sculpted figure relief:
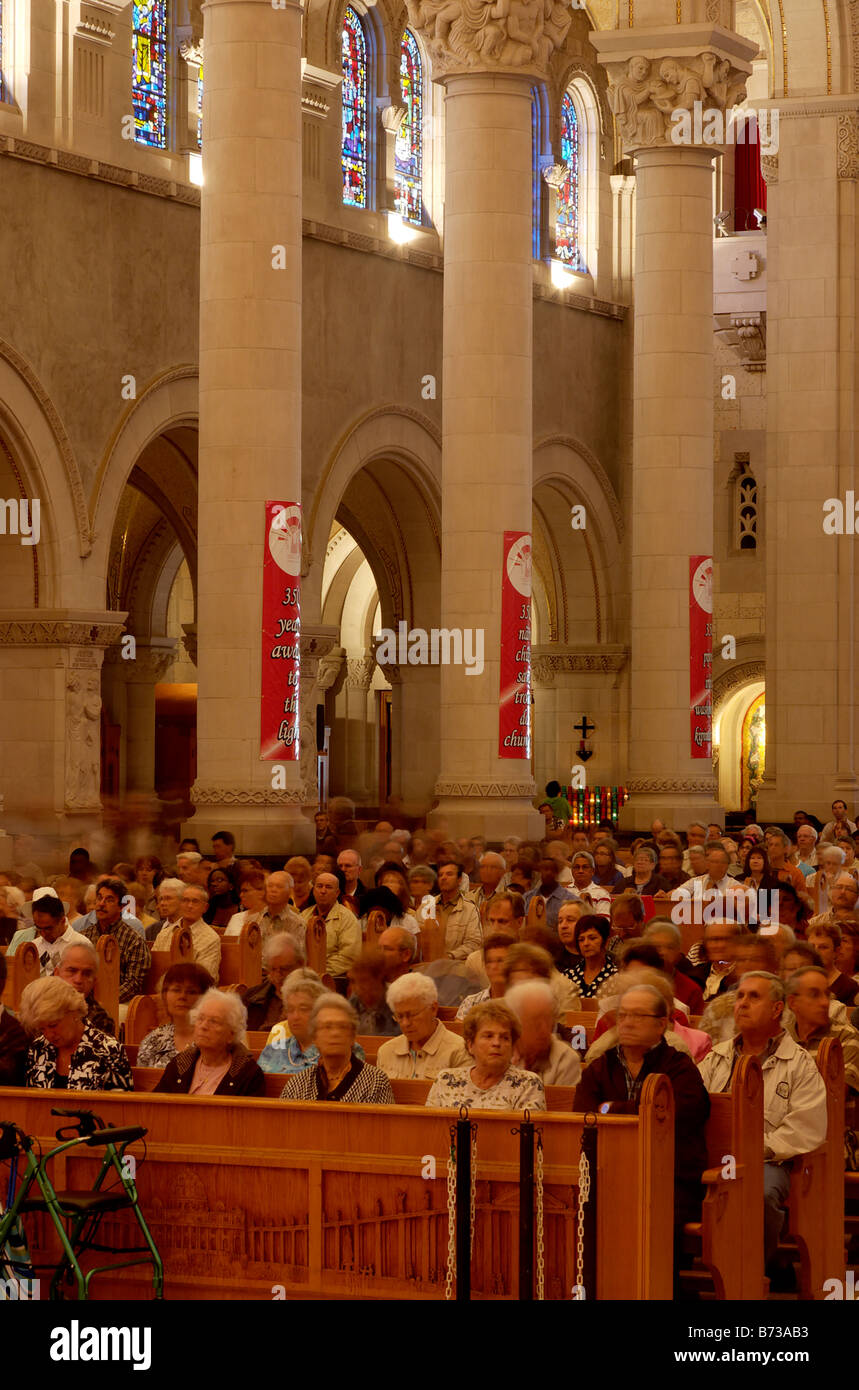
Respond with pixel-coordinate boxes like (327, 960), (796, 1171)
(607, 50), (748, 149)
(407, 0), (571, 74)
(65, 672), (102, 809)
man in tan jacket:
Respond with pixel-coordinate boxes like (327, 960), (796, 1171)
(376, 974), (470, 1080)
(435, 862), (483, 961)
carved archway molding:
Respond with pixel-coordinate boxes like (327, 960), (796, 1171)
(712, 660), (765, 715)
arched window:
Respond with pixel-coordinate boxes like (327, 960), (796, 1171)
(735, 456), (758, 550)
(342, 7), (368, 208)
(395, 30), (422, 225)
(133, 0), (168, 148)
(555, 92), (582, 269)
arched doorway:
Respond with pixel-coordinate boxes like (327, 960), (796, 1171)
(714, 673), (765, 812)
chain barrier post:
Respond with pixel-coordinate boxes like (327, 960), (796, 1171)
(518, 1109), (534, 1301)
(577, 1115), (598, 1300)
(535, 1130), (545, 1300)
(444, 1123), (457, 1301)
(455, 1106), (472, 1302)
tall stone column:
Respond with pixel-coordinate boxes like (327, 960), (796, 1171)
(755, 103), (859, 820)
(591, 24), (756, 829)
(189, 0), (307, 853)
(407, 1), (570, 841)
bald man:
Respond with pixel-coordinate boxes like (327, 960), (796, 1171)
(301, 872), (361, 984)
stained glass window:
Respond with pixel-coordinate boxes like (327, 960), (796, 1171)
(197, 63), (203, 149)
(556, 92), (582, 269)
(133, 0), (168, 148)
(395, 31), (422, 225)
(342, 7), (368, 208)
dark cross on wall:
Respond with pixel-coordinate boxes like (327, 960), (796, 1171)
(574, 716), (595, 740)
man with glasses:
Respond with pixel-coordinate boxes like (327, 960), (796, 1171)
(574, 983), (711, 1293)
(375, 974), (469, 1080)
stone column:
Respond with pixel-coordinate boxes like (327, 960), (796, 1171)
(120, 640), (177, 795)
(298, 629), (341, 811)
(189, 0), (306, 853)
(591, 25), (756, 829)
(406, 0), (571, 841)
(755, 103), (859, 819)
(343, 654), (376, 805)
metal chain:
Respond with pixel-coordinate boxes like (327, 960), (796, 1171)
(444, 1129), (456, 1301)
(535, 1132), (545, 1301)
(574, 1137), (591, 1299)
(469, 1126), (477, 1254)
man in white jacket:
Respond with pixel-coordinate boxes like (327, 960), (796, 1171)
(698, 970), (828, 1265)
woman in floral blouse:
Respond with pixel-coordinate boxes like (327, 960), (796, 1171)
(562, 914), (617, 1000)
(426, 1000), (545, 1112)
(21, 976), (133, 1091)
(136, 962), (214, 1068)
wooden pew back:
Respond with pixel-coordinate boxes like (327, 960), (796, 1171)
(787, 1035), (845, 1299)
(218, 920), (262, 989)
(143, 927), (193, 994)
(5, 1072), (674, 1300)
(0, 941), (39, 1009)
(94, 933), (120, 1033)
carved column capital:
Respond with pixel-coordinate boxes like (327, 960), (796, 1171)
(405, 0), (572, 82)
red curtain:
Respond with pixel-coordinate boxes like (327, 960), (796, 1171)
(734, 122), (766, 232)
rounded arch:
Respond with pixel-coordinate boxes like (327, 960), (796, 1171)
(0, 340), (91, 608)
(713, 669), (765, 811)
(89, 366), (198, 578)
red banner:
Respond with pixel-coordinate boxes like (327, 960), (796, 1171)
(499, 531), (532, 758)
(260, 501), (301, 761)
(689, 555), (713, 759)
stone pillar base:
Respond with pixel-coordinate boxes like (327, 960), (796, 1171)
(182, 795), (315, 858)
(428, 796), (546, 843)
(617, 789), (724, 834)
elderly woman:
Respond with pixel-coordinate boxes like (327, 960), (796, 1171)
(376, 974), (470, 1080)
(407, 863), (438, 914)
(280, 994), (394, 1102)
(21, 976), (133, 1091)
(259, 970), (328, 1073)
(562, 913), (617, 999)
(426, 1000), (546, 1111)
(136, 962), (214, 1067)
(456, 931), (518, 1018)
(628, 843), (669, 895)
(154, 988), (265, 1096)
(807, 844), (847, 915)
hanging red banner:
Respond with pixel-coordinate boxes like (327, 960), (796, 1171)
(499, 530), (532, 758)
(260, 500), (301, 761)
(689, 555), (713, 759)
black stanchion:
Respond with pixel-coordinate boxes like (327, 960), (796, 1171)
(518, 1111), (534, 1301)
(455, 1108), (472, 1302)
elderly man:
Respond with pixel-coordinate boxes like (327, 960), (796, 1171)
(523, 852), (577, 929)
(698, 971), (828, 1275)
(681, 822), (709, 874)
(7, 887), (89, 974)
(377, 925), (416, 983)
(259, 871), (303, 940)
(819, 798), (858, 845)
(678, 841), (742, 899)
(793, 824), (819, 879)
(643, 919), (704, 1014)
(243, 932), (306, 1031)
(658, 842), (690, 890)
(762, 827), (805, 892)
(152, 878), (184, 942)
(79, 877), (150, 1002)
(468, 851), (507, 919)
(176, 851), (203, 885)
(809, 870), (859, 930)
(302, 871), (361, 984)
(337, 848), (367, 916)
(56, 940), (115, 1035)
(507, 980), (582, 1085)
(606, 892), (645, 963)
(568, 852), (610, 917)
(785, 966), (859, 1094)
(686, 919), (743, 1001)
(434, 862), (483, 960)
(376, 975), (470, 1080)
(153, 884), (221, 983)
(408, 863), (437, 912)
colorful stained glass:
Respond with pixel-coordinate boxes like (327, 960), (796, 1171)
(133, 0), (168, 148)
(342, 7), (368, 208)
(197, 63), (203, 149)
(395, 31), (422, 225)
(556, 93), (582, 269)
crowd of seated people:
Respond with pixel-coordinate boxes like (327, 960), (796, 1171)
(2, 801), (858, 1297)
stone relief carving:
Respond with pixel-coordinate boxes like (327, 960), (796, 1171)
(190, 783), (306, 807)
(605, 51), (747, 151)
(65, 672), (102, 810)
(434, 780), (537, 798)
(406, 0), (572, 78)
(837, 112), (859, 180)
(759, 153), (778, 185)
(625, 776), (715, 794)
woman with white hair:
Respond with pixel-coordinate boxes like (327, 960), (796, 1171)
(258, 969), (334, 1074)
(154, 988), (265, 1096)
(21, 976), (132, 1091)
(375, 974), (469, 1080)
(280, 994), (394, 1103)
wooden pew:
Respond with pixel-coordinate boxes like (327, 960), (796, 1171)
(0, 941), (40, 1009)
(126, 994), (161, 1046)
(2, 1072), (675, 1300)
(786, 1036), (845, 1299)
(419, 920), (445, 962)
(218, 919), (262, 989)
(684, 1054), (765, 1299)
(364, 909), (388, 948)
(142, 927), (193, 994)
(93, 934), (120, 1034)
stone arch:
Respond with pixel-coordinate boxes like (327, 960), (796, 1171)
(89, 366), (199, 580)
(0, 340), (92, 609)
(713, 663), (765, 811)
